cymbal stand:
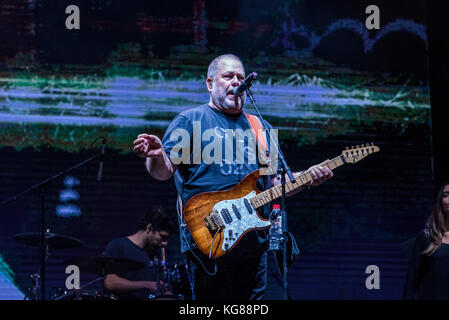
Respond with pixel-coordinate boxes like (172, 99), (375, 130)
(0, 138), (105, 300)
(24, 273), (40, 300)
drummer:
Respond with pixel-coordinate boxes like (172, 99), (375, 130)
(103, 206), (177, 300)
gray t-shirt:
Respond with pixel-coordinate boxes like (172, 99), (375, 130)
(162, 104), (278, 253)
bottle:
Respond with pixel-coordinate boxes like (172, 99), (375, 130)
(268, 204), (282, 251)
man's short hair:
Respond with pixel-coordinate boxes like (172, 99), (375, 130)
(207, 54), (244, 79)
(138, 206), (177, 234)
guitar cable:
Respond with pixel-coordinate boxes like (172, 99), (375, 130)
(181, 229), (218, 276)
(177, 197), (218, 276)
(209, 226), (224, 259)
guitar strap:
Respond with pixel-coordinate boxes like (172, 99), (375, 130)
(245, 114), (299, 265)
(244, 112), (270, 167)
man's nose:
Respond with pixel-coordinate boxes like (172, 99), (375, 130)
(230, 75), (240, 86)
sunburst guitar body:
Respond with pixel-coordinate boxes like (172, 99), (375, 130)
(183, 170), (269, 259)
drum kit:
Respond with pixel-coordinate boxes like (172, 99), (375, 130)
(4, 144), (191, 300)
(13, 231), (191, 300)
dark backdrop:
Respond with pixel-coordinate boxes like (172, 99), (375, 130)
(0, 0), (446, 300)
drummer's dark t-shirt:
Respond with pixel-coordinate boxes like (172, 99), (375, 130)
(103, 237), (160, 300)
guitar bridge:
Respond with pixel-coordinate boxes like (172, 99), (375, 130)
(204, 211), (225, 232)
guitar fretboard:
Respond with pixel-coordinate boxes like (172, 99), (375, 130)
(250, 155), (346, 209)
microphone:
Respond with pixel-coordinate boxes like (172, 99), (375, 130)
(97, 138), (106, 182)
(232, 72), (257, 96)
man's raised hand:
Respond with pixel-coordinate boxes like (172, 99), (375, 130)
(133, 134), (164, 159)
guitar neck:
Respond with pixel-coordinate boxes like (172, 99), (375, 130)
(250, 154), (346, 209)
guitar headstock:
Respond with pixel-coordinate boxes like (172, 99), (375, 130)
(342, 143), (380, 163)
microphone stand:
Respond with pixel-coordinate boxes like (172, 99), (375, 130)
(0, 142), (105, 300)
(246, 87), (295, 300)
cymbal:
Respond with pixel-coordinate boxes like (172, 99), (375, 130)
(14, 232), (83, 249)
(65, 256), (145, 275)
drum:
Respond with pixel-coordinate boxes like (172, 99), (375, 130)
(166, 264), (192, 300)
(52, 289), (115, 300)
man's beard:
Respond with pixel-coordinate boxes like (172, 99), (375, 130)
(216, 94), (227, 109)
(214, 93), (242, 111)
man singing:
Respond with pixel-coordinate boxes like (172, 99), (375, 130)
(133, 54), (333, 300)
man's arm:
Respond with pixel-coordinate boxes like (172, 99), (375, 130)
(104, 274), (160, 293)
(145, 151), (176, 181)
(133, 134), (176, 181)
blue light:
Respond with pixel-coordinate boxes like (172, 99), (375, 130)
(0, 255), (24, 300)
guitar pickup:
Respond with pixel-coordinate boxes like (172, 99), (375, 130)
(221, 208), (233, 224)
(244, 198), (253, 214)
(231, 204), (241, 220)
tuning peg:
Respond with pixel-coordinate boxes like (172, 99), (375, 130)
(346, 146), (349, 150)
(361, 144), (365, 147)
(371, 142), (374, 146)
(356, 145), (360, 149)
(351, 146), (354, 149)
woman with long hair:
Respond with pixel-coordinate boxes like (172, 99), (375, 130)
(403, 182), (449, 299)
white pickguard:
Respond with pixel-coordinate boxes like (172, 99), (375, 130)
(212, 191), (270, 252)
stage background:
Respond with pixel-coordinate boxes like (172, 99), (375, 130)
(0, 0), (436, 299)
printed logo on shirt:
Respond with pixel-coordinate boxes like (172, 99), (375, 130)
(168, 121), (278, 175)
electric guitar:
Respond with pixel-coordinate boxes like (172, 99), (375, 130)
(183, 144), (380, 259)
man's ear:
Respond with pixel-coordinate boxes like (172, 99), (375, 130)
(206, 78), (213, 91)
(146, 223), (153, 233)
